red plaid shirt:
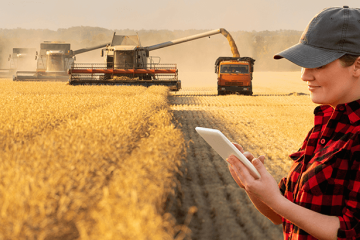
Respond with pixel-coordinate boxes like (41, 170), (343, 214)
(279, 100), (360, 240)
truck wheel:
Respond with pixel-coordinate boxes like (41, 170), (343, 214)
(218, 91), (224, 95)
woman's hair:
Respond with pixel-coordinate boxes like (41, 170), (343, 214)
(339, 54), (360, 67)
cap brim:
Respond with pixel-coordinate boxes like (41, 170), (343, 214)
(274, 43), (345, 68)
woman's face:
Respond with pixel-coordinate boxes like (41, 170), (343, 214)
(301, 59), (357, 107)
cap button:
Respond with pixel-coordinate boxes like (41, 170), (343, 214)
(343, 6), (349, 8)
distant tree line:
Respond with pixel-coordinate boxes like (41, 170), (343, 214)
(0, 27), (302, 71)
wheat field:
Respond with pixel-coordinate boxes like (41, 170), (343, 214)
(0, 71), (316, 240)
(0, 81), (185, 240)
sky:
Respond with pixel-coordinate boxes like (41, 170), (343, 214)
(0, 0), (359, 31)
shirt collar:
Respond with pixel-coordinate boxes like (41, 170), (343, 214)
(313, 104), (333, 115)
(314, 99), (360, 125)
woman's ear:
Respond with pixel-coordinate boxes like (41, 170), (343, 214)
(353, 57), (360, 78)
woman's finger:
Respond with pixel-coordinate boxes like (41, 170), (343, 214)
(228, 165), (245, 188)
(253, 155), (265, 164)
(232, 143), (254, 161)
(243, 152), (254, 161)
(227, 155), (253, 184)
(233, 143), (244, 153)
(252, 158), (267, 177)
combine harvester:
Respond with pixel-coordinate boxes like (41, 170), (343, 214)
(13, 41), (109, 82)
(0, 48), (36, 78)
(68, 28), (243, 91)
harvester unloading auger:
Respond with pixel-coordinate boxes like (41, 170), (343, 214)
(13, 41), (110, 82)
(68, 28), (240, 90)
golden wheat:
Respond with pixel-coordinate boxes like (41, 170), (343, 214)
(0, 80), (185, 240)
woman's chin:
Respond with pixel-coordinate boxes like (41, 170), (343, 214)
(309, 94), (325, 105)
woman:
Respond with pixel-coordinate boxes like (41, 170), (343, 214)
(227, 6), (360, 240)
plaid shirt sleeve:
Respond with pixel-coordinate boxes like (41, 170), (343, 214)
(337, 142), (360, 240)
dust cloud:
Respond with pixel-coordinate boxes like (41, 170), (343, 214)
(139, 29), (301, 87)
(0, 27), (302, 87)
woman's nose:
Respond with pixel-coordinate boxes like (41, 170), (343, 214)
(301, 68), (314, 82)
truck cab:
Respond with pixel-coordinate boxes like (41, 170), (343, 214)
(215, 57), (255, 95)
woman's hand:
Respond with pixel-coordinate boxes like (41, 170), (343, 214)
(227, 145), (341, 238)
(227, 143), (257, 189)
(227, 144), (282, 206)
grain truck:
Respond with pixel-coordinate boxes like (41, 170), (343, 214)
(215, 57), (255, 95)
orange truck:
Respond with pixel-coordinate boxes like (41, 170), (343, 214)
(215, 57), (255, 95)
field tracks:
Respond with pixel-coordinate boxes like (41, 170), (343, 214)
(168, 90), (315, 239)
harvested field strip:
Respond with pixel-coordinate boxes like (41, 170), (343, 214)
(0, 81), (185, 240)
(170, 94), (312, 107)
(168, 92), (316, 239)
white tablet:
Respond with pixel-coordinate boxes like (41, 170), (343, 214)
(195, 127), (261, 179)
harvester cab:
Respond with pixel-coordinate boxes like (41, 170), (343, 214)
(36, 42), (73, 73)
(0, 48), (36, 78)
(13, 41), (109, 82)
(102, 33), (151, 78)
(68, 28), (240, 91)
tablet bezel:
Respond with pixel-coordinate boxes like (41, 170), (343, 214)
(195, 127), (261, 179)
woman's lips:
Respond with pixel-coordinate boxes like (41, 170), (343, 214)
(308, 85), (320, 91)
